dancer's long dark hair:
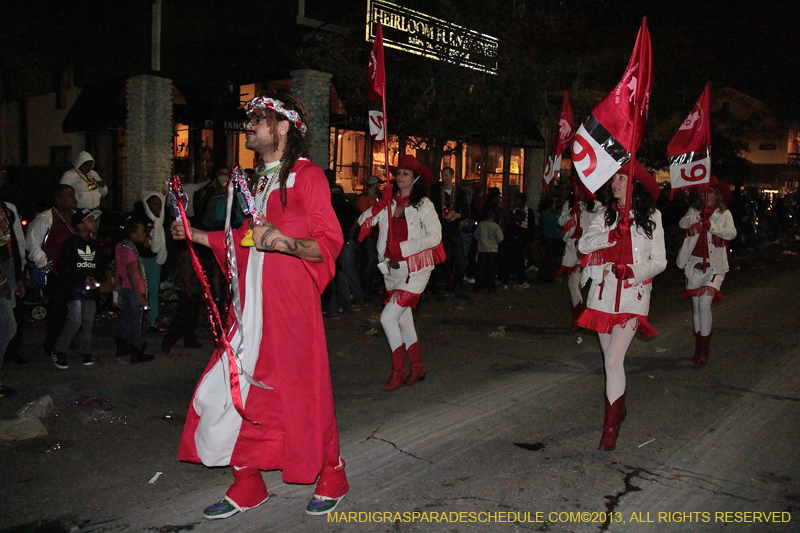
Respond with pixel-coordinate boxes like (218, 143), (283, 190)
(255, 91), (310, 209)
(602, 180), (656, 239)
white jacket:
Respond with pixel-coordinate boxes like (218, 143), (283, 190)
(60, 151), (108, 209)
(358, 196), (442, 272)
(676, 207), (737, 275)
(558, 200), (597, 268)
(141, 191), (168, 265)
(2, 202), (26, 266)
(26, 209), (55, 269)
(578, 208), (667, 315)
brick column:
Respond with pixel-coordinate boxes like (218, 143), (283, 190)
(125, 74), (173, 210)
(289, 69), (332, 169)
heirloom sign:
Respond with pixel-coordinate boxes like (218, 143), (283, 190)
(366, 0), (499, 74)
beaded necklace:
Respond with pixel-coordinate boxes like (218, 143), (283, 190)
(77, 169), (99, 190)
(53, 208), (77, 235)
(255, 161), (284, 217)
(0, 204), (12, 250)
(121, 238), (148, 299)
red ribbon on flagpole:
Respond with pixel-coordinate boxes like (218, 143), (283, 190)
(168, 175), (254, 424)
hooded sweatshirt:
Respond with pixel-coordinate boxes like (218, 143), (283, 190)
(60, 151), (108, 209)
(141, 191), (168, 265)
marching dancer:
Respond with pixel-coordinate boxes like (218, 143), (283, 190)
(357, 155), (443, 392)
(676, 177), (736, 367)
(577, 161), (666, 451)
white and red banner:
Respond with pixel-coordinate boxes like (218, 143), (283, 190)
(668, 82), (712, 191)
(543, 91), (574, 186)
(573, 18), (652, 193)
(368, 23), (387, 143)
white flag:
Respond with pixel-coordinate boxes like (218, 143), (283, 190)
(669, 155), (710, 189)
(572, 123), (626, 193)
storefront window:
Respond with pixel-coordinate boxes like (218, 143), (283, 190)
(174, 124), (190, 159)
(463, 143), (483, 183)
(486, 145), (504, 191)
(509, 147), (525, 191)
(369, 134), (400, 185)
(328, 129), (367, 193)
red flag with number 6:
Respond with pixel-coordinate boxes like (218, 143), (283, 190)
(668, 82), (712, 194)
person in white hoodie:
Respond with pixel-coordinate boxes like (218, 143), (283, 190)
(60, 151), (108, 210)
(137, 191), (168, 331)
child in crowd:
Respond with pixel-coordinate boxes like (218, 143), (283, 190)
(51, 209), (102, 369)
(161, 241), (203, 356)
(114, 218), (154, 364)
(473, 207), (504, 293)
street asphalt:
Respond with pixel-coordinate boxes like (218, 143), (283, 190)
(1, 242), (798, 533)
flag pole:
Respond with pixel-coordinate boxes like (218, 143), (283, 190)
(616, 17), (647, 313)
(623, 17), (647, 221)
(703, 187), (709, 273)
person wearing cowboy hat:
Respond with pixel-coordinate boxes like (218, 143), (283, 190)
(357, 154), (444, 391)
(577, 160), (667, 451)
(676, 176), (737, 367)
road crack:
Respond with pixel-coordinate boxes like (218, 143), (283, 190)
(363, 427), (433, 464)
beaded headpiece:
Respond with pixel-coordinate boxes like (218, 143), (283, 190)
(244, 96), (307, 137)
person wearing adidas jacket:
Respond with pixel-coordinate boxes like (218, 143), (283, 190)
(357, 155), (443, 392)
(51, 209), (101, 369)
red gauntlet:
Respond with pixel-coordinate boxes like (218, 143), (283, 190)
(608, 219), (630, 243)
(614, 264), (634, 280)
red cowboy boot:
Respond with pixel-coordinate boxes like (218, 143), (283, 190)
(598, 393), (627, 451)
(404, 342), (426, 386)
(571, 302), (585, 332)
(381, 346), (408, 392)
(692, 331), (702, 363)
(695, 334), (711, 367)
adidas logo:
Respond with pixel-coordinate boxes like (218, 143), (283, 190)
(78, 246), (96, 262)
(76, 261), (97, 268)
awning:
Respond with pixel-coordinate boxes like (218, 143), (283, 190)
(172, 81), (242, 130)
(62, 79), (242, 133)
(62, 81), (127, 133)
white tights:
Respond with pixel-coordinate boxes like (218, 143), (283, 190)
(567, 270), (583, 307)
(380, 301), (418, 351)
(598, 320), (637, 403)
(691, 295), (714, 336)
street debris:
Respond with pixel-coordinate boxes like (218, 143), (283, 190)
(79, 408), (128, 425)
(488, 326), (507, 339)
(577, 337), (583, 344)
(62, 396), (112, 409)
(514, 442), (545, 451)
(0, 417), (48, 441)
(17, 395), (55, 419)
(655, 347), (668, 353)
(638, 438), (656, 448)
(148, 472), (163, 484)
(46, 442), (62, 453)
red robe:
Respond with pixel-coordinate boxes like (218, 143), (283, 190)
(179, 160), (344, 485)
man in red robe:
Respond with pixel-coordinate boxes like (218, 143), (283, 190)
(171, 93), (348, 520)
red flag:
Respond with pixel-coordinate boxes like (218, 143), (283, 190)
(668, 82), (712, 192)
(368, 23), (387, 141)
(368, 23), (385, 101)
(543, 91), (574, 186)
(572, 18), (652, 193)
